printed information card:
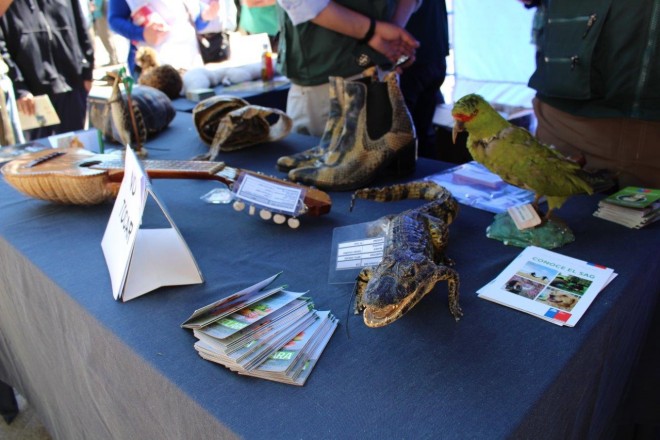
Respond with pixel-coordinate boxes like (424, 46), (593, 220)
(477, 246), (617, 326)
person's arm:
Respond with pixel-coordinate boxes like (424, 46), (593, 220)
(278, 0), (328, 25)
(108, 0), (144, 41)
(277, 0), (418, 63)
(197, 0), (219, 29)
(309, 1), (420, 64)
(108, 0), (168, 46)
(391, 0), (421, 27)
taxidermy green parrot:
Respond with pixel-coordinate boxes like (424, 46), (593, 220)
(451, 93), (594, 219)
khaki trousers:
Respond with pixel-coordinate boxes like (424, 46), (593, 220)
(286, 82), (331, 138)
(534, 98), (660, 188)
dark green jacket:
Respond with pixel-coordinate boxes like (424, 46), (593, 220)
(529, 0), (660, 120)
(277, 0), (395, 86)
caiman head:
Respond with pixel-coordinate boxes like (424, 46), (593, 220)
(360, 253), (439, 328)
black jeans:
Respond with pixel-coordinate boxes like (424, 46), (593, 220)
(399, 59), (447, 160)
(0, 380), (17, 424)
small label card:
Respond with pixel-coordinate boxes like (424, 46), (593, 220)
(101, 146), (203, 301)
(328, 219), (389, 284)
(233, 172), (304, 215)
(336, 237), (385, 270)
(508, 203), (542, 230)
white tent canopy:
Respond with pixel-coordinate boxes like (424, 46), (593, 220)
(445, 0), (537, 109)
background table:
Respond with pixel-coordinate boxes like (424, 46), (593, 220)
(171, 78), (290, 112)
(0, 111), (658, 439)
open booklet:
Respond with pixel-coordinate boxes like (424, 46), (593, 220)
(477, 246), (617, 326)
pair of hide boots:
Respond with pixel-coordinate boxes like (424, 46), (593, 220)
(277, 69), (417, 191)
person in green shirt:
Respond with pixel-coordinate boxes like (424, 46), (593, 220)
(277, 0), (419, 137)
(239, 0), (279, 51)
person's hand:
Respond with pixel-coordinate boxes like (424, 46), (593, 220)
(201, 0), (219, 21)
(368, 21), (419, 65)
(84, 80), (92, 93)
(17, 93), (36, 116)
(143, 21), (169, 46)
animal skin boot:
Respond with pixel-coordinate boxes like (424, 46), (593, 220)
(276, 76), (345, 172)
(288, 70), (417, 191)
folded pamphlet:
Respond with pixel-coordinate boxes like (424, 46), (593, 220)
(477, 246), (617, 326)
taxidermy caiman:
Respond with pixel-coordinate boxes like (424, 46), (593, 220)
(350, 182), (463, 327)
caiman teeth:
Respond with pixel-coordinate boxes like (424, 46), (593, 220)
(362, 293), (419, 327)
(363, 304), (400, 327)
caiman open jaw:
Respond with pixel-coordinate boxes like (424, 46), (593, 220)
(362, 292), (420, 328)
(361, 270), (432, 328)
(452, 120), (465, 144)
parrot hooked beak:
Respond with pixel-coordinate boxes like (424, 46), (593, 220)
(452, 120), (465, 144)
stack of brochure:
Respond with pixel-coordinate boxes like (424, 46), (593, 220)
(181, 273), (338, 386)
(477, 246), (617, 326)
(593, 186), (660, 229)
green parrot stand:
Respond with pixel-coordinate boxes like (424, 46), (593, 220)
(486, 213), (575, 250)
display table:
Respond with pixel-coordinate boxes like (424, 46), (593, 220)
(0, 111), (658, 439)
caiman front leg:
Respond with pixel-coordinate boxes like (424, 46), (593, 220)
(353, 267), (372, 315)
(432, 265), (462, 321)
(425, 216), (454, 267)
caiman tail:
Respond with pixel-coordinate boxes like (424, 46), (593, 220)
(350, 182), (458, 225)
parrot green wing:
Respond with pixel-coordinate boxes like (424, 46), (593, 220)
(454, 94), (597, 215)
(472, 125), (593, 211)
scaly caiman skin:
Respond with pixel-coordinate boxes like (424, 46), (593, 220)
(351, 182), (463, 327)
(288, 70), (416, 191)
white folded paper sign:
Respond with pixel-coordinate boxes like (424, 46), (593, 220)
(18, 95), (60, 130)
(101, 146), (203, 301)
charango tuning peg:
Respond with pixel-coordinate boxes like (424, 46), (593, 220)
(233, 200), (245, 211)
(248, 205), (256, 216)
(259, 209), (272, 220)
(287, 217), (300, 229)
(273, 213), (286, 224)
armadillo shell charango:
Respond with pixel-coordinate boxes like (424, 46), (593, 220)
(192, 95), (292, 160)
(90, 85), (175, 145)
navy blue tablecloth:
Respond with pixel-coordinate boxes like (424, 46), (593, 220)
(0, 111), (658, 439)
